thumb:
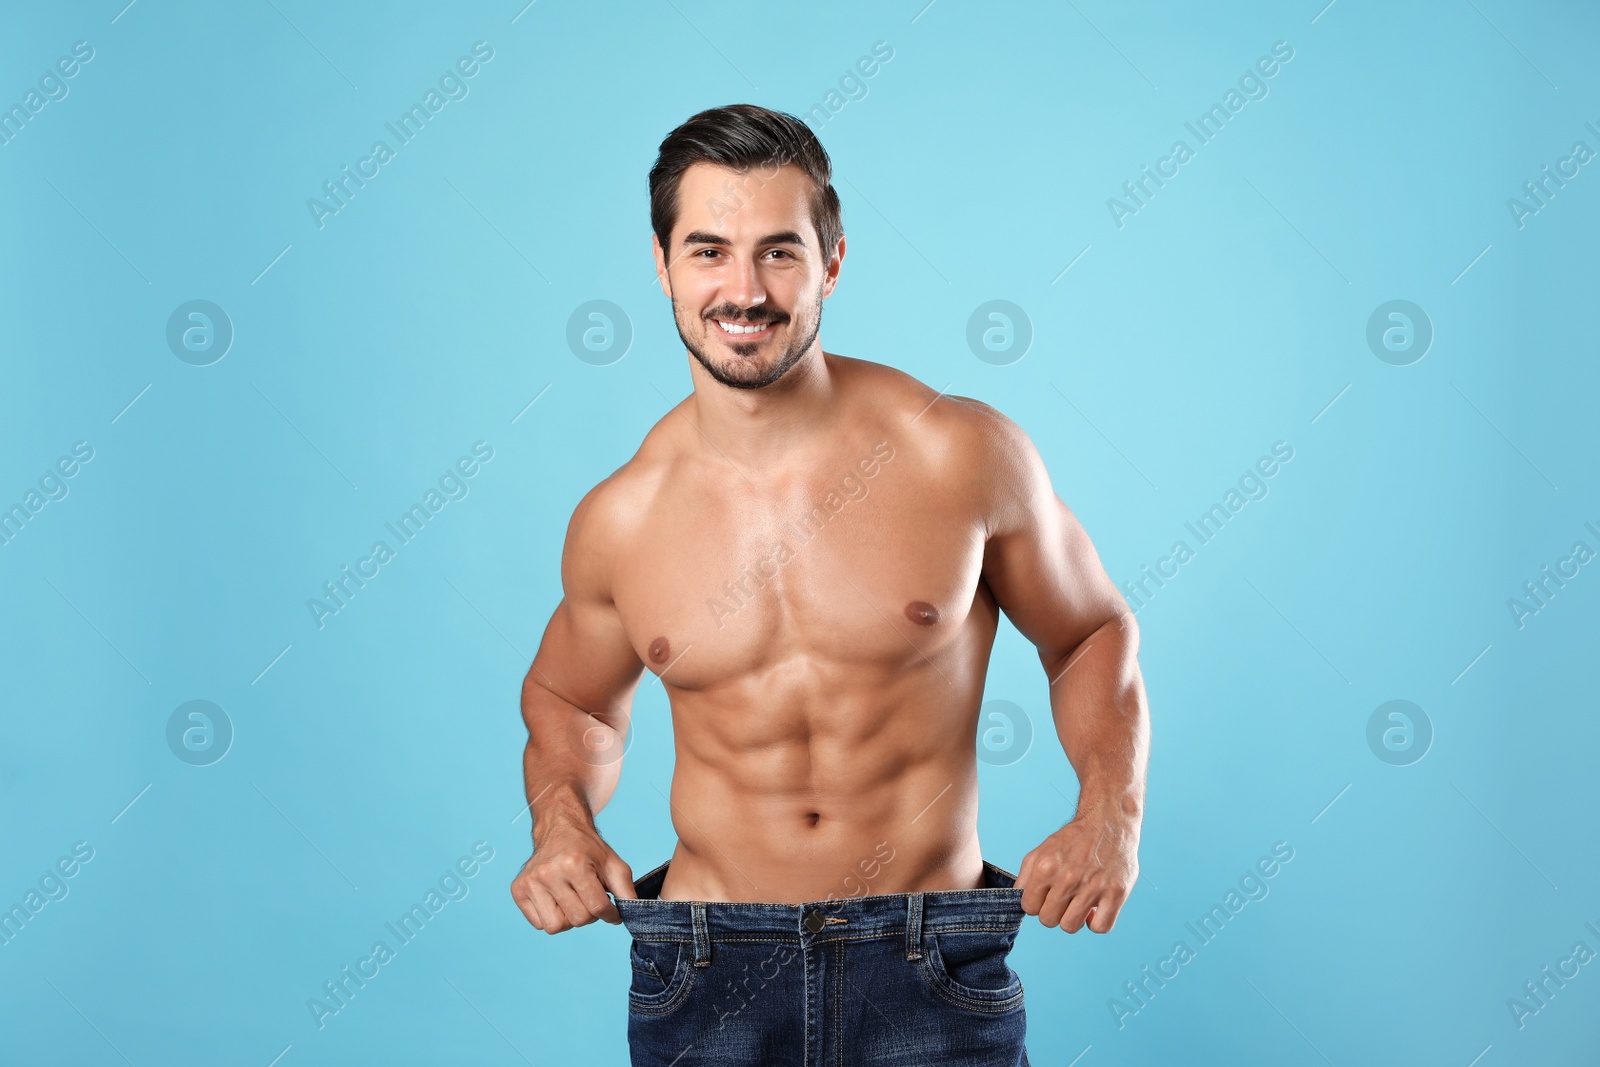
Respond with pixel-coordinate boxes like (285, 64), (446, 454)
(601, 851), (638, 902)
(1014, 850), (1035, 890)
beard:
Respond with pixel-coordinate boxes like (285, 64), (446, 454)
(673, 285), (823, 391)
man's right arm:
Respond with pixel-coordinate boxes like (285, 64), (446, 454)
(510, 478), (647, 935)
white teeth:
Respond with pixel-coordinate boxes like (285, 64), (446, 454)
(718, 321), (768, 335)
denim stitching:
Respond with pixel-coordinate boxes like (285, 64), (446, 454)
(916, 952), (1026, 1014)
(833, 939), (843, 1067)
(623, 924), (1019, 945)
(913, 937), (1025, 1014)
(627, 947), (698, 1017)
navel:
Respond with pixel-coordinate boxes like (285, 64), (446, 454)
(648, 636), (671, 664)
(904, 600), (941, 626)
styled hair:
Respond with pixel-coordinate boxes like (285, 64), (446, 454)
(649, 104), (843, 258)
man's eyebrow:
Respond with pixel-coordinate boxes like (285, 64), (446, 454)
(680, 230), (807, 248)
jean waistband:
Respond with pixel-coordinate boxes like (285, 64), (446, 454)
(614, 858), (1024, 941)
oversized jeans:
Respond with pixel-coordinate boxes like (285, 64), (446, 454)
(616, 858), (1030, 1066)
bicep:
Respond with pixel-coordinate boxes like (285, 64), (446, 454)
(526, 596), (644, 722)
(522, 486), (646, 727)
(978, 426), (1125, 664)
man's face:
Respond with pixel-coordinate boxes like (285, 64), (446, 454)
(653, 162), (843, 390)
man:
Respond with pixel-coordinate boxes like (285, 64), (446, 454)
(510, 104), (1150, 1065)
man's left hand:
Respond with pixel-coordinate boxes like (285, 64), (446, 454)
(1014, 813), (1140, 933)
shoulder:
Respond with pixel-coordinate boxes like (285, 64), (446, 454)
(560, 416), (681, 599)
(835, 353), (1028, 444)
(836, 355), (1047, 533)
(931, 395), (1048, 538)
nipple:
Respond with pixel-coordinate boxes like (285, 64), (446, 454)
(904, 601), (941, 626)
(648, 636), (671, 664)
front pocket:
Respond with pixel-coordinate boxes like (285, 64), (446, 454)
(918, 929), (1024, 1012)
(627, 938), (696, 1016)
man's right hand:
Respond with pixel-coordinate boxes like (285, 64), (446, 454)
(510, 823), (637, 934)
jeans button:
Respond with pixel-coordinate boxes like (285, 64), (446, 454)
(804, 911), (824, 933)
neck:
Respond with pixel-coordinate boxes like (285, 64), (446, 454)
(685, 347), (839, 469)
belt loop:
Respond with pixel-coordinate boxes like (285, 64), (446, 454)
(905, 893), (924, 960)
(691, 902), (711, 967)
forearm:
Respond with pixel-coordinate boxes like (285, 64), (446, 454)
(520, 674), (626, 847)
(1043, 612), (1149, 827)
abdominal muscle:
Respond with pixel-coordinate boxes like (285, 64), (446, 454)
(654, 693), (987, 904)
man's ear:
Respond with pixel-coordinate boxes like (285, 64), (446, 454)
(652, 233), (672, 298)
(821, 233), (846, 299)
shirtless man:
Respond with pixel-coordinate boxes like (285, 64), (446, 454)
(510, 104), (1149, 1064)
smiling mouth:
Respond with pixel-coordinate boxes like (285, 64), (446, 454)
(713, 319), (778, 339)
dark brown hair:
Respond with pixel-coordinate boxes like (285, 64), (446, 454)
(649, 104), (843, 258)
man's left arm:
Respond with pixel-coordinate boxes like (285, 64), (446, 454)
(971, 407), (1150, 934)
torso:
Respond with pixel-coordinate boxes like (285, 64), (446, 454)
(605, 356), (1005, 903)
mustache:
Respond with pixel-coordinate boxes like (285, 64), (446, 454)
(706, 309), (785, 325)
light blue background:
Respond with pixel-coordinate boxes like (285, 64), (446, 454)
(2, 1), (1597, 1063)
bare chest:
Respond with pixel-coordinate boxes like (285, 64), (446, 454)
(611, 440), (988, 689)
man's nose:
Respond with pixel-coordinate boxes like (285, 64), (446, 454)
(721, 255), (766, 311)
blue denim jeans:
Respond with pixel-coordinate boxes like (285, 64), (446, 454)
(616, 858), (1030, 1066)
